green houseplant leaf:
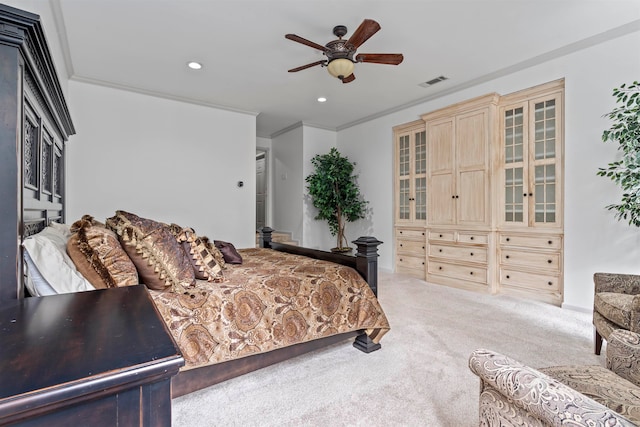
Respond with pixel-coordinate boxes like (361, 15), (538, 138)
(305, 148), (368, 251)
(597, 81), (640, 227)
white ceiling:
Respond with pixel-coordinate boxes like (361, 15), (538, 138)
(53, 0), (640, 138)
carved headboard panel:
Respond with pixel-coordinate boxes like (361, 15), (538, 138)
(0, 5), (75, 301)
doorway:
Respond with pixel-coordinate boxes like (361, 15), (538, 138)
(256, 150), (267, 230)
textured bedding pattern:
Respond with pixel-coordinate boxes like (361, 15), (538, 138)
(150, 248), (390, 370)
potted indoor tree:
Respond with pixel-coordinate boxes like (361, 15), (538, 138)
(597, 81), (640, 227)
(306, 148), (368, 252)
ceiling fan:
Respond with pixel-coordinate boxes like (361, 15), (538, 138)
(285, 19), (404, 84)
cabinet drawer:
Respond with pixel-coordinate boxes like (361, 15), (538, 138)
(501, 249), (560, 272)
(500, 234), (561, 249)
(429, 244), (487, 263)
(396, 228), (426, 239)
(396, 255), (426, 271)
(501, 269), (559, 291)
(457, 232), (488, 245)
(397, 239), (426, 255)
(428, 231), (455, 242)
(428, 260), (487, 283)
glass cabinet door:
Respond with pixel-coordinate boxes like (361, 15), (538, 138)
(500, 92), (562, 228)
(414, 130), (427, 221)
(395, 125), (427, 224)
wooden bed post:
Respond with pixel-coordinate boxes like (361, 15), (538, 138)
(259, 226), (273, 248)
(352, 236), (383, 297)
(353, 236), (383, 353)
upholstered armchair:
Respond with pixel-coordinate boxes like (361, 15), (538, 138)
(593, 272), (640, 355)
(469, 329), (640, 426)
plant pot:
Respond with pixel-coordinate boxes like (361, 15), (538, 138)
(331, 247), (353, 254)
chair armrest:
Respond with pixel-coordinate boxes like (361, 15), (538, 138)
(469, 349), (635, 427)
(607, 329), (640, 387)
(594, 272), (640, 295)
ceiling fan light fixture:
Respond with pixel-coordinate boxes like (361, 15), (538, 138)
(327, 58), (354, 79)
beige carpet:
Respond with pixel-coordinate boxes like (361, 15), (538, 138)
(172, 272), (602, 426)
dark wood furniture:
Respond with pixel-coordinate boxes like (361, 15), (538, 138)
(0, 4), (75, 302)
(0, 285), (184, 426)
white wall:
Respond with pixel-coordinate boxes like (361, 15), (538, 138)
(338, 30), (640, 311)
(66, 80), (257, 248)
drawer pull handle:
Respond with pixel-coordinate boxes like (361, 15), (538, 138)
(505, 255), (510, 259)
(506, 238), (510, 242)
(439, 249), (443, 252)
(422, 232), (425, 236)
(548, 240), (552, 245)
(470, 236), (474, 240)
(400, 243), (403, 247)
(439, 266), (443, 270)
(400, 258), (403, 262)
(439, 234), (443, 238)
(422, 246), (425, 249)
(422, 262), (425, 265)
(547, 259), (552, 264)
(548, 281), (553, 286)
(400, 231), (403, 234)
(470, 271), (474, 275)
(506, 275), (510, 279)
(470, 252), (474, 256)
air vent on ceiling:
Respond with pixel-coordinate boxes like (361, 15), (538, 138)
(419, 76), (448, 88)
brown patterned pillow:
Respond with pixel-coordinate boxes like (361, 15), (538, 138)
(67, 215), (138, 289)
(172, 226), (225, 282)
(106, 211), (195, 291)
(214, 240), (243, 264)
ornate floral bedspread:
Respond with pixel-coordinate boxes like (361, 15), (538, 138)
(149, 248), (390, 370)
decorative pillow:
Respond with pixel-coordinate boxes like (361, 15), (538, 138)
(22, 224), (95, 294)
(67, 215), (138, 289)
(106, 211), (195, 291)
(214, 240), (243, 264)
(172, 226), (225, 282)
(201, 235), (226, 269)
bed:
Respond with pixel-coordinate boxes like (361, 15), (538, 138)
(0, 3), (390, 402)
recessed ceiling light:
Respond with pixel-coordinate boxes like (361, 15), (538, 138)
(188, 61), (202, 70)
(317, 97), (327, 103)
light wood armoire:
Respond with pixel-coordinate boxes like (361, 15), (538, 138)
(394, 80), (564, 305)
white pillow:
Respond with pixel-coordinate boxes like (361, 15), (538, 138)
(23, 251), (58, 296)
(22, 224), (95, 294)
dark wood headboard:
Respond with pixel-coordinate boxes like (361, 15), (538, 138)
(0, 5), (75, 302)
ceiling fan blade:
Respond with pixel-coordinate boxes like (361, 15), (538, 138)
(356, 53), (404, 65)
(341, 73), (356, 84)
(346, 19), (381, 49)
(285, 34), (328, 52)
(288, 60), (326, 73)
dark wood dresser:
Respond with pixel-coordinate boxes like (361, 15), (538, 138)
(0, 285), (184, 426)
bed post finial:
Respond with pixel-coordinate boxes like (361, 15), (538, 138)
(260, 227), (274, 248)
(352, 236), (382, 297)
